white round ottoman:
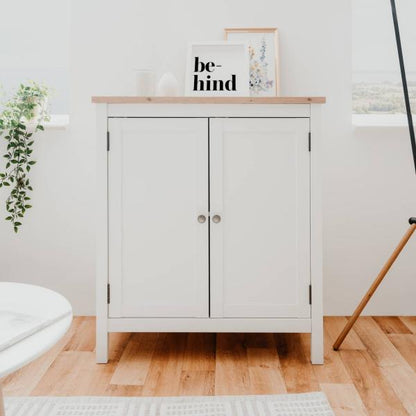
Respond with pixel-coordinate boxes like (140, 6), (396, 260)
(0, 283), (72, 415)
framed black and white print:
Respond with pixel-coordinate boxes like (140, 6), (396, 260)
(185, 42), (249, 97)
(225, 28), (279, 96)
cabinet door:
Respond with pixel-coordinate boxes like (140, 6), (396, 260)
(108, 118), (208, 318)
(210, 118), (310, 318)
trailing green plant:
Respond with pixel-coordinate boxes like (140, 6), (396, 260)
(0, 82), (49, 232)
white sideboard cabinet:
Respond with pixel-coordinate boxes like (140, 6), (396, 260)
(93, 96), (325, 364)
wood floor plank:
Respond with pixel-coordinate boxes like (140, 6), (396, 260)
(389, 334), (416, 372)
(274, 333), (320, 393)
(141, 333), (187, 396)
(108, 332), (132, 361)
(246, 335), (287, 394)
(110, 333), (159, 386)
(31, 351), (116, 396)
(325, 317), (366, 350)
(320, 383), (368, 416)
(215, 334), (251, 395)
(354, 317), (416, 415)
(1, 317), (83, 396)
(175, 333), (216, 396)
(64, 316), (96, 352)
(373, 317), (412, 335)
(137, 334), (167, 397)
(2, 315), (416, 416)
(382, 363), (416, 416)
(354, 317), (402, 367)
(245, 333), (275, 349)
(181, 333), (215, 372)
(309, 326), (352, 384)
(178, 370), (215, 396)
(104, 384), (143, 396)
(400, 316), (416, 334)
(339, 349), (408, 416)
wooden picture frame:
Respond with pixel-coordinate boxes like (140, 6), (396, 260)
(225, 28), (279, 96)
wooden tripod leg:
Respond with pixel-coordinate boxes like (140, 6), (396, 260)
(0, 383), (5, 416)
(333, 222), (416, 351)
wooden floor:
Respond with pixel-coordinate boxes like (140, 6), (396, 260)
(2, 317), (416, 415)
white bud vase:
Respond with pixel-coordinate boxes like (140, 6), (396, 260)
(157, 72), (179, 96)
(135, 70), (155, 96)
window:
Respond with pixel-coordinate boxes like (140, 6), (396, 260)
(0, 0), (70, 114)
(352, 0), (416, 117)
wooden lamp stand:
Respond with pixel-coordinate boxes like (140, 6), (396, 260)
(333, 0), (416, 350)
(333, 218), (416, 350)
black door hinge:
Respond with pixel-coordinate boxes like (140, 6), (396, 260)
(107, 283), (110, 304)
(308, 132), (311, 152)
(107, 131), (110, 151)
(309, 284), (312, 304)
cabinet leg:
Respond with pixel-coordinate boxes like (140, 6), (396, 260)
(0, 383), (5, 416)
(96, 325), (109, 364)
(311, 320), (324, 365)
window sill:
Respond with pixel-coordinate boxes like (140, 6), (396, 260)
(352, 114), (415, 129)
(44, 114), (69, 130)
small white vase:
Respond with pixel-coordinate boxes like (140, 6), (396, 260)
(157, 72), (179, 96)
(135, 70), (155, 96)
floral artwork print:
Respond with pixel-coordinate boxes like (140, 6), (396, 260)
(226, 29), (278, 96)
(249, 37), (274, 95)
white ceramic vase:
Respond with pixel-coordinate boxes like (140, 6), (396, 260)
(136, 70), (155, 96)
(157, 72), (179, 96)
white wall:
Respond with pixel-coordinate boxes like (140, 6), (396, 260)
(1, 0), (416, 315)
(0, 0), (70, 113)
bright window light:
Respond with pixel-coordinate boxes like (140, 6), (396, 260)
(352, 0), (416, 116)
(0, 0), (70, 114)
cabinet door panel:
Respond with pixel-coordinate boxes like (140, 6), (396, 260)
(108, 118), (208, 318)
(210, 118), (310, 318)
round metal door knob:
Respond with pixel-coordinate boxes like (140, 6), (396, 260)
(212, 214), (221, 224)
(197, 215), (206, 223)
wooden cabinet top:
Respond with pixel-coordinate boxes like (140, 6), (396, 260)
(91, 96), (326, 104)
